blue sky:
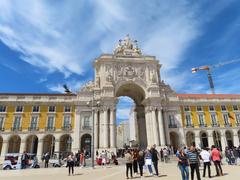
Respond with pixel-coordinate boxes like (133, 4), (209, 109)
(0, 0), (240, 122)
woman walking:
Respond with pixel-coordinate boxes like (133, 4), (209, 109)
(67, 153), (75, 176)
(133, 149), (139, 175)
(177, 148), (189, 180)
(124, 149), (133, 179)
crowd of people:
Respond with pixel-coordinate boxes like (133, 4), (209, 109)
(176, 145), (225, 180)
(123, 145), (172, 179)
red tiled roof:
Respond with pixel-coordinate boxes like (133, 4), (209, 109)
(177, 94), (240, 99)
(0, 93), (76, 96)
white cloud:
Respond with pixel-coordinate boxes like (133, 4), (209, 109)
(0, 0), (236, 94)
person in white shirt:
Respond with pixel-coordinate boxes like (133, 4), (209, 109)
(200, 148), (211, 178)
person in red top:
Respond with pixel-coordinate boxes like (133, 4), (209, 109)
(211, 145), (223, 176)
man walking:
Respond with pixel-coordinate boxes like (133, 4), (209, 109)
(187, 146), (201, 180)
(44, 152), (50, 168)
(151, 145), (160, 176)
(200, 148), (211, 178)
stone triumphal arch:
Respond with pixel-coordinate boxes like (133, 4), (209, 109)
(75, 35), (181, 151)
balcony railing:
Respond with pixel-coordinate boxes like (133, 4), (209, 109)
(61, 125), (72, 131)
(11, 127), (22, 131)
(186, 124), (194, 128)
(168, 124), (177, 128)
(28, 127), (39, 131)
(199, 124), (207, 128)
(224, 123), (232, 127)
(45, 127), (56, 131)
(211, 123), (220, 127)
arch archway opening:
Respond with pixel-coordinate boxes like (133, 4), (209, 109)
(8, 135), (21, 153)
(225, 130), (233, 148)
(213, 131), (222, 151)
(81, 134), (91, 157)
(170, 132), (179, 152)
(43, 134), (55, 156)
(200, 132), (209, 148)
(116, 83), (147, 149)
(186, 131), (195, 147)
(26, 135), (38, 154)
(60, 134), (72, 158)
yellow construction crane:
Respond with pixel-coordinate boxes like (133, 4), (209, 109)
(191, 58), (240, 94)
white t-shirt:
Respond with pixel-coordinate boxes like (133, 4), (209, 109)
(200, 150), (211, 162)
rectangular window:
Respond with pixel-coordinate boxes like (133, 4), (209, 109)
(209, 105), (215, 111)
(211, 114), (218, 125)
(221, 105), (227, 111)
(83, 116), (90, 128)
(0, 106), (6, 112)
(197, 106), (203, 112)
(30, 116), (38, 129)
(32, 106), (40, 112)
(13, 116), (21, 130)
(47, 116), (54, 128)
(223, 114), (229, 125)
(63, 115), (71, 128)
(48, 106), (55, 112)
(0, 116), (4, 129)
(185, 114), (192, 126)
(64, 106), (71, 112)
(233, 105), (239, 111)
(235, 114), (240, 124)
(16, 106), (23, 112)
(184, 106), (190, 111)
(198, 114), (205, 125)
(169, 115), (175, 125)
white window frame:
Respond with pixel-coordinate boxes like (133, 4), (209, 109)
(0, 116), (5, 130)
(209, 105), (215, 112)
(47, 115), (55, 129)
(0, 105), (7, 112)
(48, 106), (56, 112)
(64, 106), (71, 113)
(185, 114), (192, 126)
(233, 105), (239, 111)
(30, 115), (39, 129)
(184, 106), (190, 112)
(223, 114), (229, 125)
(210, 113), (218, 125)
(196, 106), (203, 112)
(13, 116), (22, 130)
(32, 106), (40, 113)
(198, 114), (205, 126)
(168, 114), (176, 126)
(63, 115), (71, 128)
(83, 116), (91, 129)
(221, 105), (227, 112)
(235, 113), (240, 124)
(15, 105), (23, 112)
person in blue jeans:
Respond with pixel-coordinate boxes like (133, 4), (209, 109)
(145, 150), (153, 176)
(177, 148), (189, 180)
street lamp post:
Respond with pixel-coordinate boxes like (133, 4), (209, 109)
(91, 104), (95, 169)
(87, 99), (100, 169)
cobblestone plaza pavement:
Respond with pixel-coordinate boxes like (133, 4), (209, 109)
(1, 162), (240, 180)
